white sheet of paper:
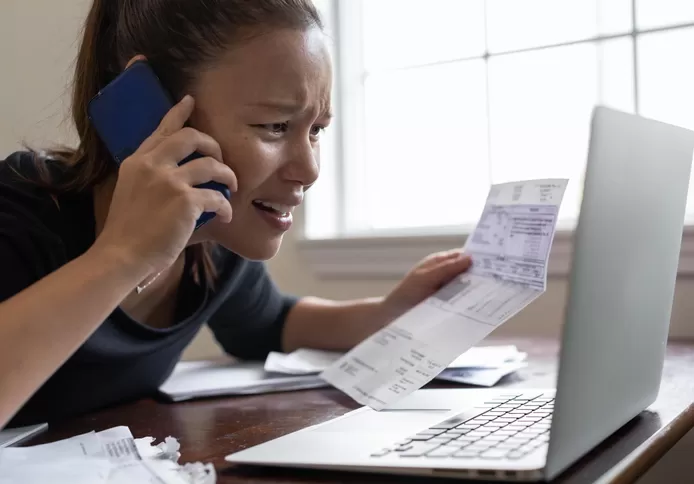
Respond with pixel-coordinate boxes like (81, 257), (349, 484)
(447, 345), (526, 369)
(320, 179), (568, 410)
(0, 457), (112, 484)
(0, 426), (152, 484)
(265, 349), (343, 374)
(437, 362), (527, 387)
(159, 360), (328, 401)
(97, 427), (163, 484)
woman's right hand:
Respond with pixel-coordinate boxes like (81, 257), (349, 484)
(92, 95), (237, 275)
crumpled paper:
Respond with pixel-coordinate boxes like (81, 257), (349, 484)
(0, 427), (216, 484)
(136, 436), (216, 484)
(177, 462), (217, 484)
(156, 436), (181, 461)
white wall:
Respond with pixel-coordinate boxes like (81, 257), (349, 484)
(0, 0), (85, 154)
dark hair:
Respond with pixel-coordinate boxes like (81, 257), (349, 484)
(42, 0), (323, 287)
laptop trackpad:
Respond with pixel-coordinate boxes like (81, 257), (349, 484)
(312, 389), (490, 435)
(312, 408), (450, 436)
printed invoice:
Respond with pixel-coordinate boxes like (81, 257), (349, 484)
(320, 179), (568, 410)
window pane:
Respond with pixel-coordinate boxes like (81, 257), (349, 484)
(638, 28), (694, 130)
(637, 0), (694, 30)
(598, 37), (636, 113)
(361, 61), (489, 230)
(304, 0), (338, 238)
(362, 0), (485, 71)
(311, 0), (330, 18)
(638, 27), (694, 219)
(304, 123), (339, 239)
(488, 44), (603, 223)
(487, 0), (632, 53)
(598, 0), (634, 36)
(312, 0), (335, 37)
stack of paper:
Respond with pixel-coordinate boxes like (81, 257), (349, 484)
(0, 426), (215, 483)
(264, 345), (527, 388)
(264, 348), (343, 375)
(157, 344), (526, 404)
(158, 360), (329, 402)
(438, 345), (528, 387)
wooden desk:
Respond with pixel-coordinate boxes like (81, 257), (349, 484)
(29, 337), (694, 483)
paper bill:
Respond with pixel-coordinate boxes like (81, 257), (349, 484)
(264, 345), (525, 375)
(320, 178), (568, 410)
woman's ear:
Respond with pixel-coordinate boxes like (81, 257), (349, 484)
(125, 54), (148, 70)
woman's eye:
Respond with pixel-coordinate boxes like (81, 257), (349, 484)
(252, 123), (326, 139)
(268, 123), (289, 134)
(252, 123), (289, 134)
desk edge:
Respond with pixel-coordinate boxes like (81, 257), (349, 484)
(596, 401), (694, 484)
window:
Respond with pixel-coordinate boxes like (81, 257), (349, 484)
(306, 0), (694, 240)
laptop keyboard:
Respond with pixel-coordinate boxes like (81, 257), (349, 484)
(371, 393), (554, 460)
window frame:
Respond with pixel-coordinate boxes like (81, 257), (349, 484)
(299, 0), (694, 278)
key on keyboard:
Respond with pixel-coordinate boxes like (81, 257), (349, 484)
(371, 393), (555, 460)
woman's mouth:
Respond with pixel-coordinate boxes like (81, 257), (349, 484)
(252, 200), (293, 217)
(252, 199), (295, 231)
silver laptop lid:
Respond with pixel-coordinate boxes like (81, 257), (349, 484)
(546, 106), (694, 479)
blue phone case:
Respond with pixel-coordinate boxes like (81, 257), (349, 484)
(87, 60), (230, 229)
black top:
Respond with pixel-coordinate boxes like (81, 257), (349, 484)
(0, 151), (297, 427)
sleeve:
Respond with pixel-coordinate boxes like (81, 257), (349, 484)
(0, 213), (60, 303)
(206, 259), (299, 360)
(0, 153), (68, 302)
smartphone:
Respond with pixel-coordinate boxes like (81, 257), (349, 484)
(87, 60), (231, 229)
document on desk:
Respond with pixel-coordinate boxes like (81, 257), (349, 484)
(0, 426), (139, 483)
(158, 360), (329, 402)
(320, 178), (568, 410)
(0, 425), (215, 484)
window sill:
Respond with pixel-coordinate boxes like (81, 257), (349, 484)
(297, 228), (694, 279)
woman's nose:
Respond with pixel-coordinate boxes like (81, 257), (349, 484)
(283, 140), (320, 187)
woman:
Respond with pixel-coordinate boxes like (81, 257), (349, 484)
(0, 0), (471, 429)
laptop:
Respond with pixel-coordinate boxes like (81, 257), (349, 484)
(224, 106), (694, 481)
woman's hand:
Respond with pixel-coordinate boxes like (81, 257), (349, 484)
(92, 95), (237, 274)
(378, 250), (472, 323)
(280, 250), (472, 352)
(0, 96), (236, 427)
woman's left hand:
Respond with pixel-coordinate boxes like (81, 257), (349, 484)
(281, 249), (473, 352)
(376, 250), (472, 325)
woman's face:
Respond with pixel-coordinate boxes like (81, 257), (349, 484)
(190, 27), (333, 260)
